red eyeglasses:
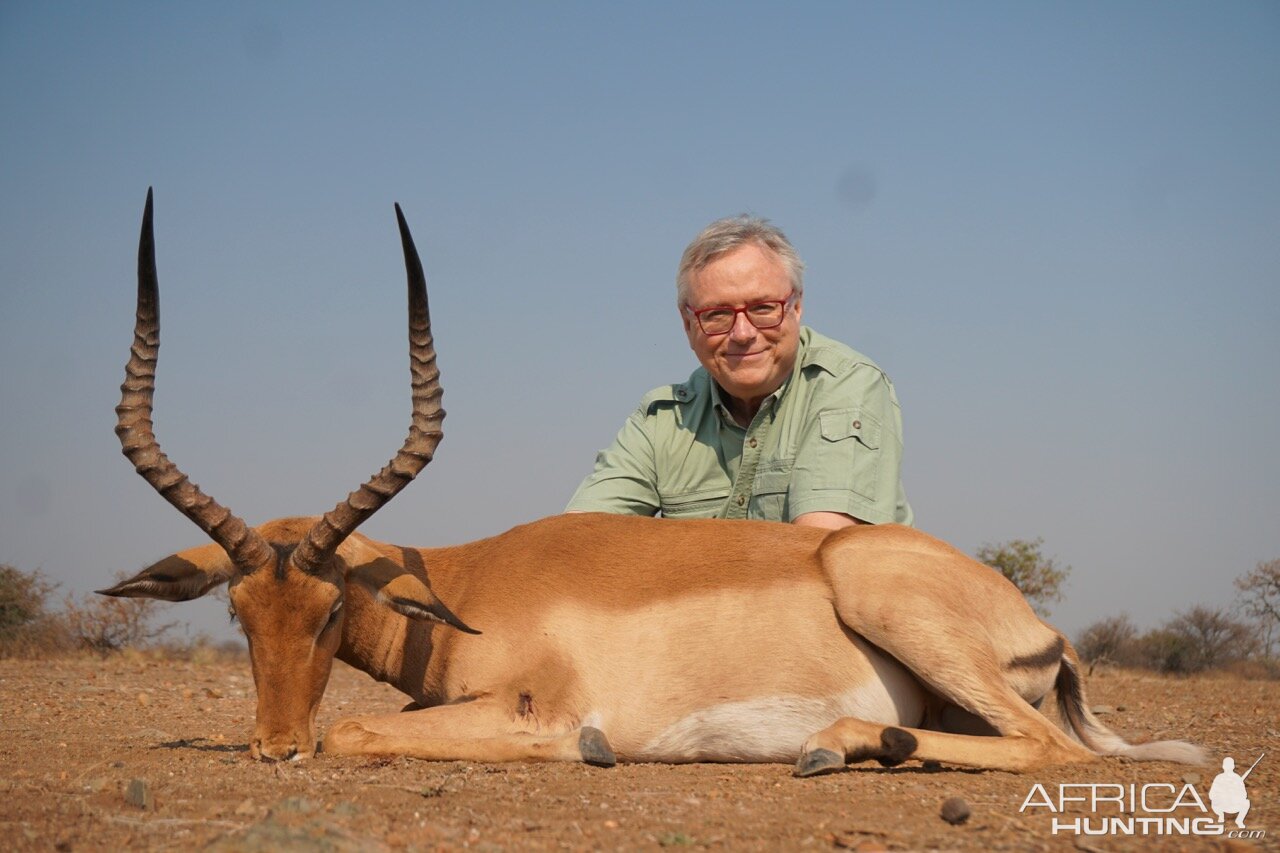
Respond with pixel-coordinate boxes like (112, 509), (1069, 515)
(685, 291), (797, 336)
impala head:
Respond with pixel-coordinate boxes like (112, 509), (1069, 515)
(99, 190), (473, 760)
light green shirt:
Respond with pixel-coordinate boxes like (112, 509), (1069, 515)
(567, 327), (913, 525)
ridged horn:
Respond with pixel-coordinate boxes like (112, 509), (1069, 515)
(290, 204), (444, 575)
(115, 189), (275, 573)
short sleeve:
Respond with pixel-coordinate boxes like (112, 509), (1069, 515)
(787, 365), (912, 525)
(565, 408), (661, 515)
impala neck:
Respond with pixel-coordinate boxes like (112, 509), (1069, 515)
(335, 546), (457, 705)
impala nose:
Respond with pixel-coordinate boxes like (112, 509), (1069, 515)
(252, 737), (306, 762)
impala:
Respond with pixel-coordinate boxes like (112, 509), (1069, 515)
(102, 191), (1203, 773)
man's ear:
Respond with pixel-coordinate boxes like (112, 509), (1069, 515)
(97, 542), (235, 601)
(340, 541), (479, 635)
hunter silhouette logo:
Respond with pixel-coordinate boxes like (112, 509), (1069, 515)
(1210, 753), (1263, 829)
(1019, 752), (1267, 839)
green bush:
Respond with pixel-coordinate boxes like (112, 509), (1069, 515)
(0, 564), (71, 657)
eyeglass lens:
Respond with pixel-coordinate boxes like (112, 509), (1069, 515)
(698, 301), (786, 334)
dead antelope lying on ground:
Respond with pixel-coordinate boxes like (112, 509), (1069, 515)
(102, 191), (1203, 774)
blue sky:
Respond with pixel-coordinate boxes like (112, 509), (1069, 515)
(1, 1), (1277, 643)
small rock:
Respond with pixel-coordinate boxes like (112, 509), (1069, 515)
(204, 687), (223, 699)
(940, 796), (970, 825)
(136, 692), (150, 707)
(1116, 705), (1126, 712)
(234, 799), (258, 816)
(1181, 772), (1202, 784)
(125, 779), (153, 809)
(111, 761), (125, 769)
(181, 688), (194, 700)
(270, 796), (319, 816)
(1090, 705), (1114, 716)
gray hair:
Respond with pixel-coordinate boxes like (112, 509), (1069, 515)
(676, 215), (805, 307)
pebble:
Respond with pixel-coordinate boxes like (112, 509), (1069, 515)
(1090, 705), (1114, 716)
(136, 692), (150, 707)
(125, 779), (153, 810)
(270, 796), (319, 816)
(940, 796), (971, 825)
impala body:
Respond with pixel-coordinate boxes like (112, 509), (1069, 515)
(102, 192), (1203, 774)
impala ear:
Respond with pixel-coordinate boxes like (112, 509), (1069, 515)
(98, 542), (236, 601)
(344, 550), (480, 635)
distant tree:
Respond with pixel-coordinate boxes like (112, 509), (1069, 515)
(1160, 606), (1257, 673)
(1076, 614), (1138, 673)
(1235, 558), (1280, 658)
(0, 564), (70, 656)
(0, 564), (53, 639)
(975, 537), (1069, 617)
(62, 574), (176, 655)
(1132, 627), (1195, 674)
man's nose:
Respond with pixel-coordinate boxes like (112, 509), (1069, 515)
(729, 311), (757, 342)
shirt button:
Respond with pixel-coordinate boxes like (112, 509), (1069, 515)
(852, 419), (862, 430)
(736, 495), (746, 506)
(748, 437), (758, 448)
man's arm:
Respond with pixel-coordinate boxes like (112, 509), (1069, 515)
(565, 407), (661, 516)
(787, 363), (912, 526)
(794, 511), (866, 530)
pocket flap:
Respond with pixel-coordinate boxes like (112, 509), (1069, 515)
(753, 468), (792, 496)
(818, 408), (880, 450)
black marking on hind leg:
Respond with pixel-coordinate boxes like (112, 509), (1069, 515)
(1007, 636), (1065, 671)
(875, 727), (917, 767)
(847, 726), (918, 766)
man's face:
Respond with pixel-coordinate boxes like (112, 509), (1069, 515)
(681, 242), (803, 410)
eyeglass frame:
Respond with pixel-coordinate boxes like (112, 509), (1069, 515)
(683, 290), (798, 336)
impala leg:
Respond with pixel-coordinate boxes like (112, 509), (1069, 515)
(322, 699), (615, 766)
(796, 712), (1096, 776)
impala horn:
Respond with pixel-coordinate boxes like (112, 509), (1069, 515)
(289, 203), (445, 575)
(114, 188), (275, 574)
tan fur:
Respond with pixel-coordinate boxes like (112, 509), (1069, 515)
(120, 513), (1202, 771)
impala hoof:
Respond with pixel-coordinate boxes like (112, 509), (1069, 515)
(794, 748), (844, 777)
(579, 726), (616, 767)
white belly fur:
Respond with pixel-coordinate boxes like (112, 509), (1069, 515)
(638, 677), (923, 763)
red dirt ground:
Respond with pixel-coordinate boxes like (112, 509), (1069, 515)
(1, 656), (1275, 851)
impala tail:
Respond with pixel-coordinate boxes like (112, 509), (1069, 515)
(1055, 645), (1205, 764)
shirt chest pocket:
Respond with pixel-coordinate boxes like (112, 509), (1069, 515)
(813, 407), (881, 500)
(749, 467), (792, 521)
(658, 487), (729, 519)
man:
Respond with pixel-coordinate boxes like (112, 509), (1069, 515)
(1209, 756), (1251, 829)
(566, 215), (911, 529)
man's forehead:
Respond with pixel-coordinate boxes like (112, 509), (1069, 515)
(688, 245), (791, 303)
